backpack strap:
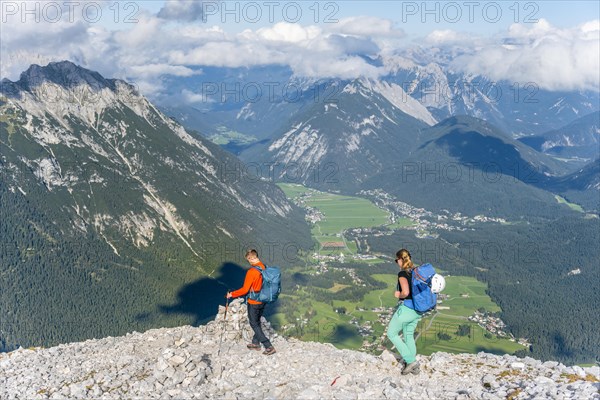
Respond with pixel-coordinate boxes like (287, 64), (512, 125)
(413, 269), (426, 283)
(252, 266), (264, 274)
(412, 268), (431, 287)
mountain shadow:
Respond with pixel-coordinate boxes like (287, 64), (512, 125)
(156, 262), (245, 325)
(435, 129), (549, 185)
(551, 332), (575, 360)
(156, 262), (281, 326)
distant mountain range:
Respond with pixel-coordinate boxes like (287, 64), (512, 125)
(0, 61), (312, 350)
(157, 51), (599, 142)
(152, 52), (598, 214)
(381, 53), (599, 137)
(241, 79), (431, 191)
(240, 76), (596, 216)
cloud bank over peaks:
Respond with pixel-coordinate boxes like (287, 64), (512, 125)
(449, 19), (600, 91)
(166, 20), (386, 79)
(1, 8), (597, 101)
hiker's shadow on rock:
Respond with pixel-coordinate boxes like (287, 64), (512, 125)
(473, 346), (513, 356)
(156, 262), (247, 326)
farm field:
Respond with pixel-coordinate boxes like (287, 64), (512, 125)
(270, 271), (523, 355)
(278, 183), (400, 257)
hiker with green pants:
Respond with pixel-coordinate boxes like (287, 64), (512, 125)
(387, 248), (422, 375)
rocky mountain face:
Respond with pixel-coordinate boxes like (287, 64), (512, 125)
(1, 299), (599, 400)
(240, 79), (430, 192)
(381, 54), (600, 137)
(0, 61), (312, 350)
(0, 61), (309, 258)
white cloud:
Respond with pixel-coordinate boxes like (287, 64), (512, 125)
(166, 22), (385, 79)
(332, 16), (405, 38)
(134, 80), (167, 98)
(326, 34), (379, 55)
(292, 56), (381, 80)
(2, 7), (596, 99)
(329, 16), (406, 56)
(129, 64), (201, 78)
(113, 13), (163, 48)
(450, 19), (600, 91)
(0, 9), (215, 97)
(157, 0), (210, 22)
(424, 30), (475, 45)
(181, 89), (213, 104)
(0, 17), (100, 80)
(255, 22), (321, 43)
(0, 5), (422, 90)
(168, 41), (288, 68)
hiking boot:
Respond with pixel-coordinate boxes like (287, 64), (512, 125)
(247, 343), (261, 351)
(401, 361), (420, 375)
(262, 347), (276, 356)
(395, 355), (407, 370)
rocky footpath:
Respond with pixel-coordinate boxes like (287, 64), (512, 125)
(1, 299), (599, 399)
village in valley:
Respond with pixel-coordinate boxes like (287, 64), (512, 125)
(301, 188), (511, 257)
(469, 309), (532, 348)
(360, 189), (508, 233)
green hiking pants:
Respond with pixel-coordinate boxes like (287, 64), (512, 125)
(386, 304), (422, 364)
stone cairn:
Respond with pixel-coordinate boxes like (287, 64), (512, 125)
(211, 298), (277, 343)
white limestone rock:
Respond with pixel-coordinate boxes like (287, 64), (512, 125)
(1, 300), (598, 400)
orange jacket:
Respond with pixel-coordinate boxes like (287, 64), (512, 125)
(230, 262), (265, 305)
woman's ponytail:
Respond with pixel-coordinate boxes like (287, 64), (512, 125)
(396, 249), (414, 271)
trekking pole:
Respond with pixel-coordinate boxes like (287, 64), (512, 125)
(217, 294), (230, 357)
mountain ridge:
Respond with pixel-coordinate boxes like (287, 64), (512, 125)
(0, 61), (312, 351)
(364, 114), (579, 217)
(518, 111), (600, 164)
(240, 78), (430, 192)
(1, 299), (598, 400)
(2, 61), (119, 92)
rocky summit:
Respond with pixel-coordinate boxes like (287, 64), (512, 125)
(1, 299), (599, 400)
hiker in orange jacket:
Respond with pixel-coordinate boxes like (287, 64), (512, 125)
(227, 249), (276, 355)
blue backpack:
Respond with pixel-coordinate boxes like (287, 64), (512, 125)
(408, 263), (438, 314)
(249, 266), (281, 303)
